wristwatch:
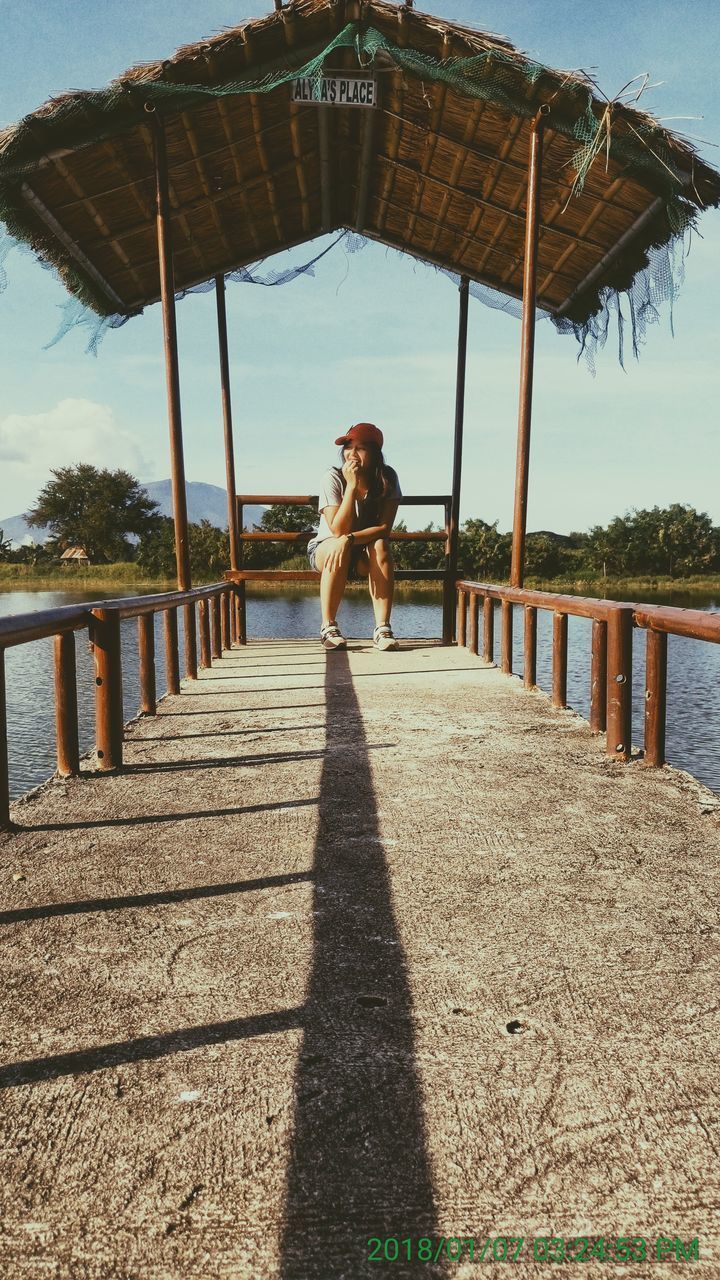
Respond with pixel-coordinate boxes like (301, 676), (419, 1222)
(346, 531), (355, 544)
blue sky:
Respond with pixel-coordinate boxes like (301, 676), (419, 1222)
(1, 0), (718, 534)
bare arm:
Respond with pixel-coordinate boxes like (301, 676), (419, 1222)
(351, 498), (399, 545)
(323, 493), (399, 547)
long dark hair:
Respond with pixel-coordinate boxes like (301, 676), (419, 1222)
(334, 443), (397, 522)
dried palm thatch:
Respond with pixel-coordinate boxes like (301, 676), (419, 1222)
(0, 0), (718, 351)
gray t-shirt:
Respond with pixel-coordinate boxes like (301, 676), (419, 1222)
(313, 467), (402, 545)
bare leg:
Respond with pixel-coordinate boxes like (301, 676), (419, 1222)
(316, 539), (350, 627)
(367, 536), (395, 628)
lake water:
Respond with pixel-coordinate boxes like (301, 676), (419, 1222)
(2, 585), (719, 800)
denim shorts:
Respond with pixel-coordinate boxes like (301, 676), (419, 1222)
(307, 537), (366, 579)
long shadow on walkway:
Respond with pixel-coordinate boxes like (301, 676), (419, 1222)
(280, 649), (444, 1277)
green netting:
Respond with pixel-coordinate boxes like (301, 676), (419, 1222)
(0, 18), (714, 366)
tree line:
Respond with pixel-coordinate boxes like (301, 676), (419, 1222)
(238, 501), (720, 581)
(1, 465), (718, 581)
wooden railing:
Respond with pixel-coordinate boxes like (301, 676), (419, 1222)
(228, 493), (455, 643)
(457, 580), (720, 767)
(0, 582), (238, 828)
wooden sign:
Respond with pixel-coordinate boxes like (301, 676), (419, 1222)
(290, 75), (377, 108)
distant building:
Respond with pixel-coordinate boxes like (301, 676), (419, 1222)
(59, 546), (90, 566)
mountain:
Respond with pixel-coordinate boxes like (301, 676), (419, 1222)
(0, 481), (268, 548)
(141, 480), (267, 533)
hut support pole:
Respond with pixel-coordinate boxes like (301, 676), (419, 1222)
(444, 275), (469, 644)
(215, 275), (240, 573)
(510, 106), (549, 589)
(150, 108), (196, 678)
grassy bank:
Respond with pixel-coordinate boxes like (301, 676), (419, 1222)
(1, 563), (719, 598)
(0, 563), (179, 591)
(523, 575), (720, 596)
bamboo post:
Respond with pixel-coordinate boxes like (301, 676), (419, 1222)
(221, 591), (231, 653)
(215, 276), (241, 573)
(468, 593), (479, 655)
(92, 609), (123, 770)
(211, 593), (222, 660)
(552, 611), (568, 708)
(441, 499), (453, 648)
(590, 619), (607, 732)
(138, 614), (157, 715)
(0, 651), (10, 828)
(164, 607), (180, 696)
(199, 598), (212, 669)
(456, 588), (467, 647)
(510, 107), (549, 589)
(523, 605), (537, 688)
(149, 107), (195, 676)
(54, 632), (80, 774)
(184, 602), (197, 680)
(483, 596), (494, 664)
(606, 605), (633, 761)
(447, 276), (469, 642)
(501, 600), (513, 674)
(644, 629), (667, 767)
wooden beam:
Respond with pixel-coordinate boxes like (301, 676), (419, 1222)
(20, 182), (127, 312)
(510, 109), (548, 590)
(555, 196), (665, 317)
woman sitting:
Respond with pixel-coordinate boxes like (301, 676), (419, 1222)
(306, 422), (402, 650)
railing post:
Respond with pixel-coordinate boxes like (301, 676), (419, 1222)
(184, 601), (198, 679)
(198, 598), (212, 669)
(457, 588), (467, 647)
(468, 593), (479, 655)
(164, 607), (180, 695)
(215, 275), (241, 574)
(448, 276), (470, 644)
(501, 600), (513, 674)
(221, 591), (231, 653)
(606, 605), (633, 761)
(0, 650), (10, 828)
(523, 605), (537, 688)
(552, 611), (568, 708)
(211, 593), (222, 660)
(235, 587), (247, 646)
(238, 581), (247, 645)
(442, 499), (453, 645)
(235, 499), (247, 646)
(54, 632), (80, 775)
(92, 609), (123, 770)
(483, 596), (495, 664)
(644, 628), (667, 767)
(138, 614), (156, 715)
(590, 619), (607, 733)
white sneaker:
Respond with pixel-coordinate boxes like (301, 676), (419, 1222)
(321, 623), (347, 650)
(373, 624), (399, 651)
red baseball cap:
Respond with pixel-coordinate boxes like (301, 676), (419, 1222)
(334, 422), (384, 448)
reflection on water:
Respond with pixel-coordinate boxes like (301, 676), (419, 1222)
(1, 586), (719, 799)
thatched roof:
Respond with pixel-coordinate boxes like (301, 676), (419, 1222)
(1, 0), (718, 327)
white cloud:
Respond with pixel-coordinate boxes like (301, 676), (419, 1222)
(0, 398), (149, 515)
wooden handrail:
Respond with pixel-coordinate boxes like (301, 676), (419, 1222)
(456, 578), (720, 772)
(0, 579), (237, 827)
(236, 494), (452, 505)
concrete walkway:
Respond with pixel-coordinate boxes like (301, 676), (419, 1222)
(1, 638), (719, 1279)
